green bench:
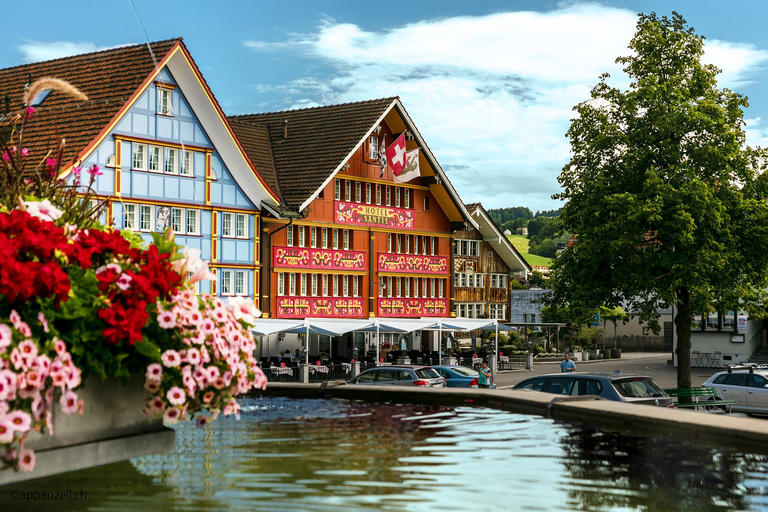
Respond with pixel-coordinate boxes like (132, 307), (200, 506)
(664, 387), (736, 413)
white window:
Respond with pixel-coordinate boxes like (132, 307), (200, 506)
(405, 189), (410, 209)
(346, 181), (352, 201)
(235, 271), (247, 296)
(186, 210), (199, 235)
(454, 241), (461, 255)
(322, 228), (328, 249)
(312, 274), (318, 296)
(222, 212), (233, 237)
(414, 236), (419, 255)
(439, 280), (444, 298)
(423, 236), (428, 255)
(343, 275), (349, 297)
(180, 150), (193, 176)
(333, 229), (339, 249)
(158, 87), (172, 115)
(491, 275), (497, 289)
(164, 148), (177, 173)
(396, 234), (402, 254)
(344, 229), (350, 250)
(148, 146), (161, 172)
(366, 183), (372, 204)
(353, 276), (359, 297)
(387, 277), (393, 298)
(430, 278), (436, 298)
(395, 187), (400, 207)
(477, 274), (484, 288)
(335, 179), (341, 200)
(140, 205), (153, 231)
(376, 184), (382, 205)
(323, 275), (329, 296)
(298, 226), (305, 247)
(132, 144), (146, 170)
(289, 274), (296, 296)
(431, 237), (436, 255)
(369, 136), (378, 160)
(311, 227), (317, 248)
(333, 275), (339, 297)
(471, 241), (479, 256)
(236, 214), (247, 238)
(388, 233), (393, 253)
(278, 273), (285, 296)
(221, 270), (233, 295)
(396, 277), (402, 298)
(379, 278), (384, 297)
(356, 182), (362, 202)
(405, 278), (410, 297)
(386, 186), (391, 206)
(287, 226), (294, 247)
(414, 279), (419, 298)
(405, 235), (410, 254)
(300, 274), (307, 296)
(124, 204), (137, 230)
(171, 208), (184, 233)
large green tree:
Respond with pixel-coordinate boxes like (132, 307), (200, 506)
(551, 12), (768, 387)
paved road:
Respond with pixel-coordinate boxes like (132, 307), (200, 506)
(493, 353), (726, 389)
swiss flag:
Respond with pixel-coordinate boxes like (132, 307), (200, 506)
(386, 133), (407, 177)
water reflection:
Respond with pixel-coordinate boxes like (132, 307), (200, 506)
(1, 397), (767, 511)
(559, 424), (768, 511)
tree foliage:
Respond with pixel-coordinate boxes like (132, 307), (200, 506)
(549, 12), (768, 387)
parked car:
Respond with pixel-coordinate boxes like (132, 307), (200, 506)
(432, 365), (496, 389)
(512, 372), (674, 407)
(702, 365), (768, 415)
(348, 365), (445, 387)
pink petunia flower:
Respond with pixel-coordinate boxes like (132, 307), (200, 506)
(146, 363), (163, 381)
(185, 348), (201, 366)
(23, 199), (63, 223)
(149, 396), (166, 415)
(6, 410), (32, 432)
(161, 350), (181, 368)
(53, 337), (67, 355)
(18, 339), (38, 359)
(195, 415), (210, 428)
(166, 386), (186, 406)
(202, 390), (215, 404)
(17, 449), (35, 472)
(0, 324), (11, 349)
(157, 310), (176, 329)
(9, 310), (22, 329)
(0, 418), (14, 443)
(59, 391), (79, 414)
(163, 407), (181, 424)
(144, 380), (160, 393)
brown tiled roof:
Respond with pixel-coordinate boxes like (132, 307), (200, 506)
(229, 97), (396, 209)
(0, 39), (180, 169)
(226, 121), (280, 198)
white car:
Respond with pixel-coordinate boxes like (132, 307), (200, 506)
(703, 366), (768, 415)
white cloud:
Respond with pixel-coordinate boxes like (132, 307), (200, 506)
(243, 3), (768, 210)
(18, 40), (100, 63)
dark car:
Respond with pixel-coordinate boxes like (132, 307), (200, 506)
(512, 372), (674, 407)
(432, 365), (496, 389)
(348, 365), (445, 387)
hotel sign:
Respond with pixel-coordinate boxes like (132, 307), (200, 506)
(377, 298), (448, 318)
(277, 297), (365, 318)
(273, 246), (366, 270)
(335, 201), (414, 229)
(377, 253), (448, 275)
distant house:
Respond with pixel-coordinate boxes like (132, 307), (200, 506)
(521, 227), (528, 236)
(503, 229), (512, 236)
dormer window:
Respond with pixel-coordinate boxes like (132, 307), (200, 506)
(369, 136), (379, 160)
(158, 87), (173, 116)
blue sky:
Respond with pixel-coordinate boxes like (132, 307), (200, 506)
(4, 1), (768, 213)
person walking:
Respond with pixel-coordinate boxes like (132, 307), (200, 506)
(478, 361), (492, 388)
(561, 353), (576, 373)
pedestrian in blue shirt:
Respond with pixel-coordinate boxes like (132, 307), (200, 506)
(478, 362), (492, 388)
(561, 353), (576, 373)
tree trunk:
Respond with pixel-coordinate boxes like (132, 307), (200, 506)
(674, 287), (693, 389)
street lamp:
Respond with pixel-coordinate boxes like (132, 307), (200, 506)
(352, 346), (359, 362)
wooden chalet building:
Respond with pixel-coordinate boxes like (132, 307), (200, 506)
(454, 203), (530, 322)
(229, 98), (478, 356)
(0, 39), (278, 301)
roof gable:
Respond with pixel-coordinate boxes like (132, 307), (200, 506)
(466, 202), (531, 275)
(0, 39), (279, 206)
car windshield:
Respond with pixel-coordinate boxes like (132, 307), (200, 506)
(449, 367), (478, 377)
(612, 378), (665, 398)
(416, 368), (440, 379)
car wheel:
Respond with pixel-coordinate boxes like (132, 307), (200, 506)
(704, 396), (727, 413)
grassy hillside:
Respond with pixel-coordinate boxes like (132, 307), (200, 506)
(507, 235), (552, 267)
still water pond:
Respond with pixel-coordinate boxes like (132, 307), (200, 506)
(4, 396), (768, 511)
